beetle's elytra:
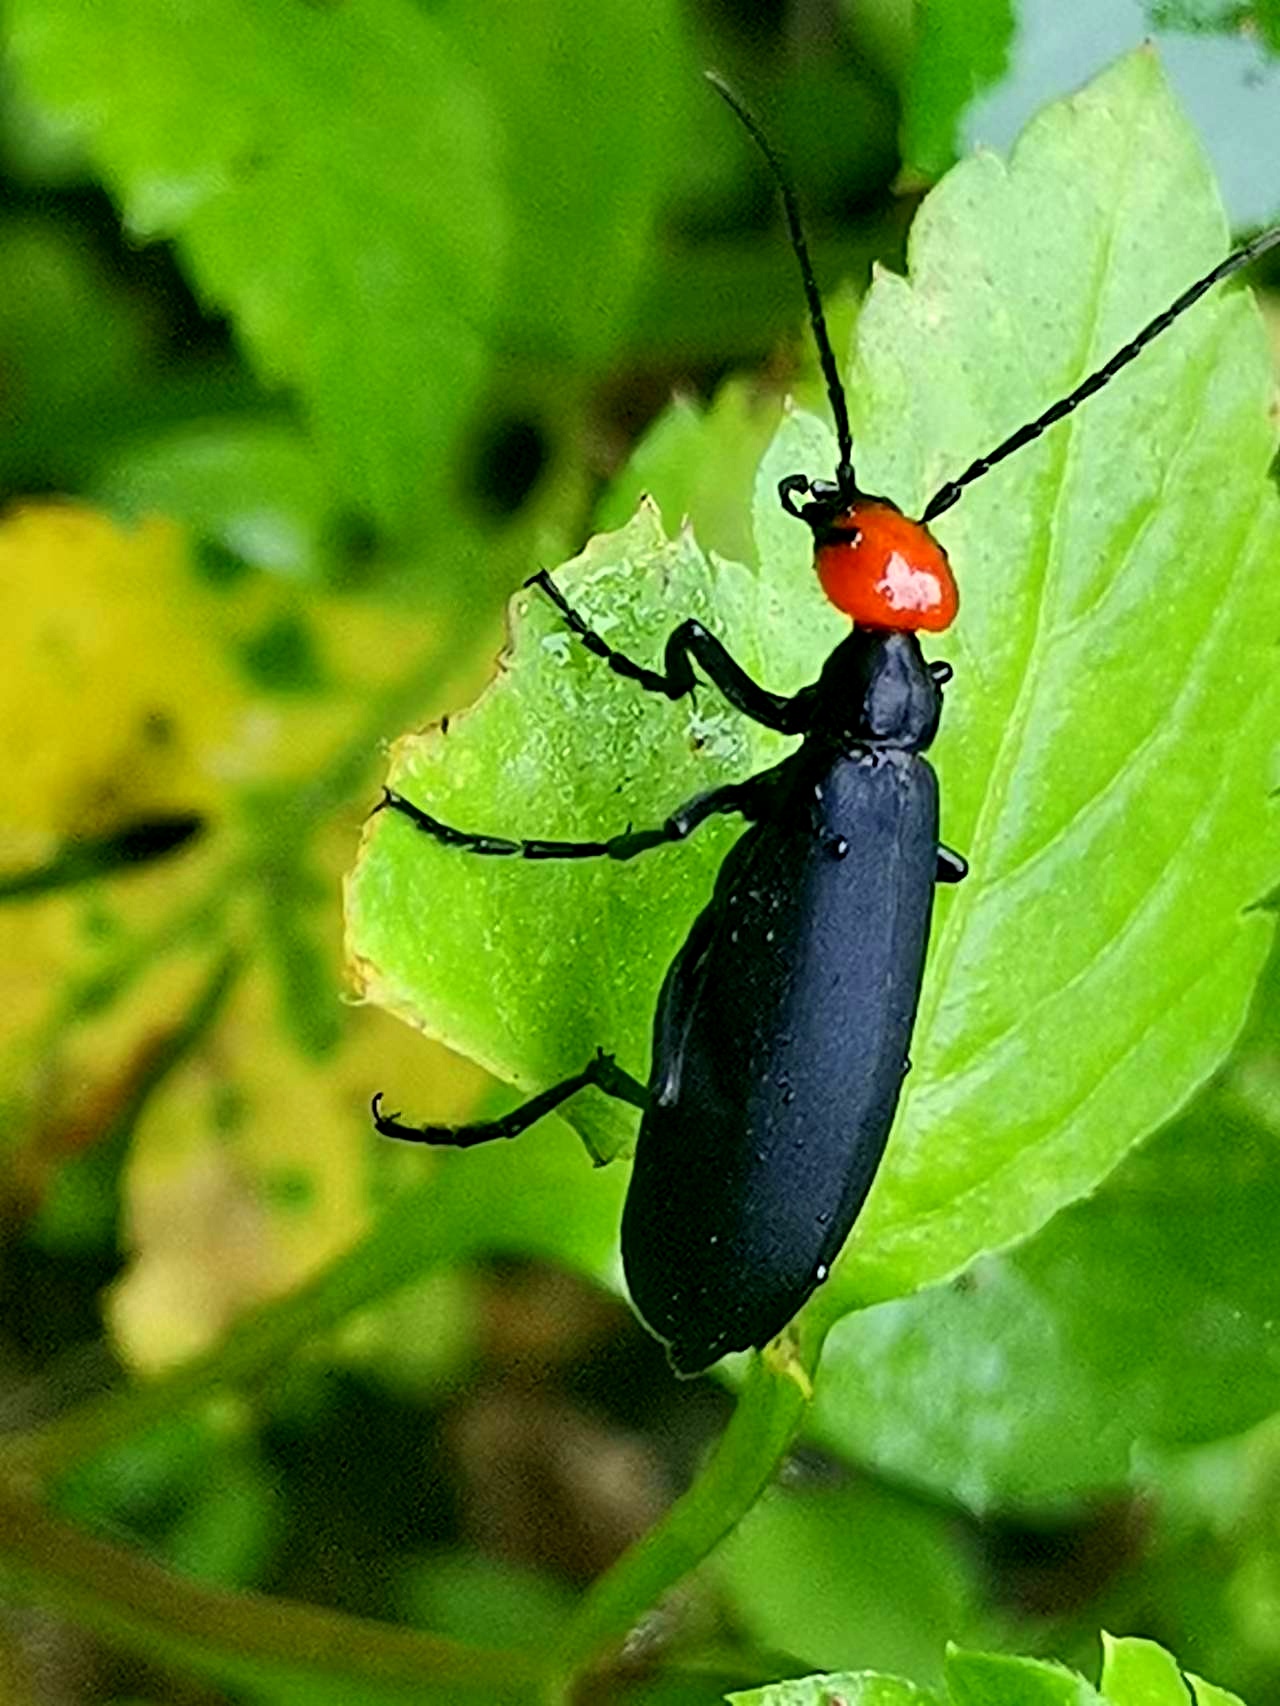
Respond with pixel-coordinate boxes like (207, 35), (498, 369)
(370, 75), (1280, 1375)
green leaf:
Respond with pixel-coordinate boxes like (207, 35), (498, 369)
(946, 1650), (1104, 1706)
(805, 1079), (1280, 1512)
(93, 418), (342, 586)
(727, 1644), (1252, 1706)
(954, 5), (1280, 228)
(1099, 1634), (1250, 1706)
(1187, 1681), (1248, 1706)
(7, 0), (506, 533)
(730, 1646), (1245, 1706)
(1100, 1635), (1199, 1706)
(596, 382), (779, 571)
(727, 1675), (941, 1706)
(349, 489), (840, 1164)
(882, 2), (1280, 223)
(438, 0), (692, 367)
(596, 295), (860, 565)
(831, 48), (1280, 1305)
(897, 0), (1016, 179)
(715, 1475), (982, 1686)
(347, 54), (1280, 1315)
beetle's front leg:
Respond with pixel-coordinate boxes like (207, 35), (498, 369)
(527, 570), (816, 736)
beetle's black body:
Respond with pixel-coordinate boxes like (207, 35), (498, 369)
(372, 624), (960, 1374)
(369, 74), (1280, 1375)
(625, 632), (943, 1372)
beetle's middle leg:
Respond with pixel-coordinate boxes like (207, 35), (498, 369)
(373, 1047), (647, 1164)
(527, 570), (815, 735)
(374, 775), (758, 863)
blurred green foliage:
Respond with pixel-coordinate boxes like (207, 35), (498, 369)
(0, 5), (1279, 1706)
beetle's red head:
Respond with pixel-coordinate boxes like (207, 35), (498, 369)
(779, 477), (958, 634)
(816, 499), (957, 632)
(712, 69), (1280, 646)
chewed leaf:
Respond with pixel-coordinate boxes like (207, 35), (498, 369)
(347, 51), (1280, 1311)
(347, 498), (841, 1164)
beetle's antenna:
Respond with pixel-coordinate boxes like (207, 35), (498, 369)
(706, 71), (856, 496)
(921, 223), (1280, 525)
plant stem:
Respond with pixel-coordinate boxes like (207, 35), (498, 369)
(549, 1318), (826, 1695)
(0, 1477), (537, 1699)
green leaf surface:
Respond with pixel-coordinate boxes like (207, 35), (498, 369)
(882, 4), (1280, 224)
(595, 381), (781, 570)
(725, 1641), (1251, 1706)
(1099, 1634), (1248, 1706)
(897, 0), (1016, 179)
(1188, 1681), (1247, 1706)
(597, 295), (859, 566)
(1100, 1635), (1198, 1706)
(349, 486), (840, 1165)
(715, 1474), (982, 1686)
(7, 0), (506, 532)
(93, 419), (340, 585)
(959, 4), (1280, 227)
(827, 48), (1280, 1304)
(439, 0), (692, 367)
(805, 1077), (1280, 1512)
(946, 1650), (1105, 1706)
(347, 54), (1280, 1315)
(728, 1674), (941, 1706)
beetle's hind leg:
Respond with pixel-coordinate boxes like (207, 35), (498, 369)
(527, 569), (814, 735)
(373, 1047), (647, 1164)
(374, 776), (757, 863)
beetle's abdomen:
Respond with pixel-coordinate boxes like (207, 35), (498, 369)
(622, 751), (939, 1375)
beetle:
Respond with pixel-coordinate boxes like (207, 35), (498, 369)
(370, 76), (1280, 1376)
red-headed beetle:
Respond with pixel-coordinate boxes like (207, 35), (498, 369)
(371, 76), (1280, 1375)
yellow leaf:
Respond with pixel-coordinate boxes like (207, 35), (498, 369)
(108, 966), (485, 1374)
(0, 503), (246, 858)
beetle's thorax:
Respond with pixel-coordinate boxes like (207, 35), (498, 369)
(812, 628), (941, 753)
